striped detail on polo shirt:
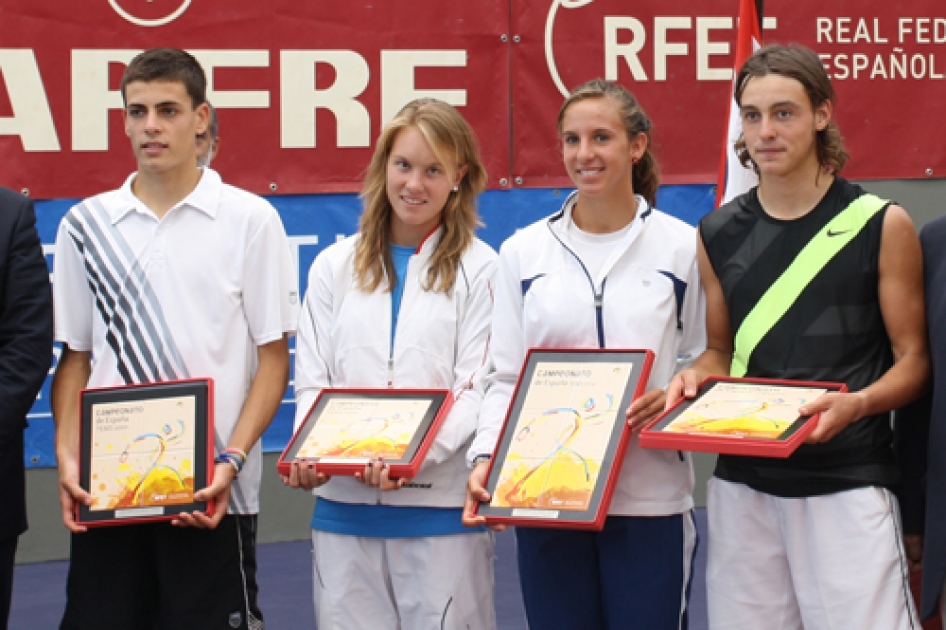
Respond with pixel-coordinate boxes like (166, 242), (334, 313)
(64, 199), (189, 384)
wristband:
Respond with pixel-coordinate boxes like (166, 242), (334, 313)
(215, 452), (243, 475)
(471, 453), (492, 468)
(221, 447), (247, 465)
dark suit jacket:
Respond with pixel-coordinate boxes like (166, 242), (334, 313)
(0, 187), (53, 542)
(896, 214), (946, 620)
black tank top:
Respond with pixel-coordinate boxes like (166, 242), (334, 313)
(700, 177), (898, 497)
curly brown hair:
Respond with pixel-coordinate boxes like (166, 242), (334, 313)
(734, 44), (849, 175)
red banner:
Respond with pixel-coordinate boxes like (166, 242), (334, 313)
(0, 0), (510, 199)
(2, 1), (945, 199)
(512, 0), (946, 187)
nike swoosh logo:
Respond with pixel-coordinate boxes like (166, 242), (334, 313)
(827, 229), (850, 237)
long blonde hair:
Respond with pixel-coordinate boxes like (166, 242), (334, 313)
(354, 98), (487, 294)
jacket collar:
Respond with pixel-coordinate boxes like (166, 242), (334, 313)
(547, 190), (652, 237)
(413, 224), (444, 258)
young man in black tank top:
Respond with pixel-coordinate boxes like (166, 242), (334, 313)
(667, 44), (929, 629)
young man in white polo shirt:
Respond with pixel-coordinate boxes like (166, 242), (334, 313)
(52, 48), (298, 630)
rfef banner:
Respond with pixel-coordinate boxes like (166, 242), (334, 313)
(512, 0), (946, 187)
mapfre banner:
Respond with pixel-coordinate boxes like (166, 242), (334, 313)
(2, 1), (945, 198)
(0, 0), (511, 198)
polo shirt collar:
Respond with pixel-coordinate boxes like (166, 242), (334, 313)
(106, 168), (223, 224)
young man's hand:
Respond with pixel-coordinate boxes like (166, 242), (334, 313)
(801, 392), (868, 443)
(172, 462), (233, 529)
(57, 457), (91, 533)
(666, 369), (705, 408)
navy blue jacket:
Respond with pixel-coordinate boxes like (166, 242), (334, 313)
(896, 213), (946, 620)
(0, 187), (53, 542)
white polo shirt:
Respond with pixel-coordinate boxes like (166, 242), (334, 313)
(53, 168), (298, 514)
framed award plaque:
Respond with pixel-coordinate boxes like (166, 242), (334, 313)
(276, 388), (454, 478)
(639, 376), (848, 458)
(474, 348), (654, 531)
(77, 379), (214, 527)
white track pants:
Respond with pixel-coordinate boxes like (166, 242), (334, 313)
(707, 478), (918, 630)
(311, 529), (496, 630)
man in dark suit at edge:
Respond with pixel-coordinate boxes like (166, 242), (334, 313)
(0, 186), (54, 630)
(897, 214), (946, 623)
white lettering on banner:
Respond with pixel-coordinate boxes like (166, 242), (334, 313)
(900, 18), (946, 44)
(280, 50), (371, 149)
(604, 17), (648, 81)
(380, 50), (467, 124)
(821, 51), (945, 80)
(2, 47), (466, 151)
(78, 50), (271, 149)
(815, 17), (946, 80)
(191, 50), (271, 108)
(696, 17), (732, 81)
(816, 17), (946, 44)
(71, 49), (138, 151)
(0, 50), (60, 151)
(7, 14), (944, 154)
(549, 0), (778, 96)
(654, 17), (691, 81)
(604, 16), (735, 82)
(816, 17), (889, 44)
(280, 49), (467, 149)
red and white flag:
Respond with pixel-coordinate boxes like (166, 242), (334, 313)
(715, 0), (765, 208)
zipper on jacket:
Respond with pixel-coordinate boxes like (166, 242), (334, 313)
(594, 281), (607, 349)
(382, 353), (393, 503)
(388, 263), (398, 388)
(387, 304), (395, 387)
(548, 223), (608, 349)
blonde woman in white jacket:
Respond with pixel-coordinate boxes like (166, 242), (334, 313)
(464, 80), (707, 630)
(284, 99), (497, 630)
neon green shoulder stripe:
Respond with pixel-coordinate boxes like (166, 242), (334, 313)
(730, 194), (888, 377)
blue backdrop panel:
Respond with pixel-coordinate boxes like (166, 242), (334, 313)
(26, 184), (714, 466)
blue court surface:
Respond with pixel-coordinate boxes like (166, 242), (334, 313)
(10, 509), (709, 629)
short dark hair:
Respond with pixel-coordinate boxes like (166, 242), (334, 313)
(120, 48), (207, 108)
(734, 44), (849, 174)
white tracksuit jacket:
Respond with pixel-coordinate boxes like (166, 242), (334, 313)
(468, 192), (707, 516)
(294, 227), (497, 508)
